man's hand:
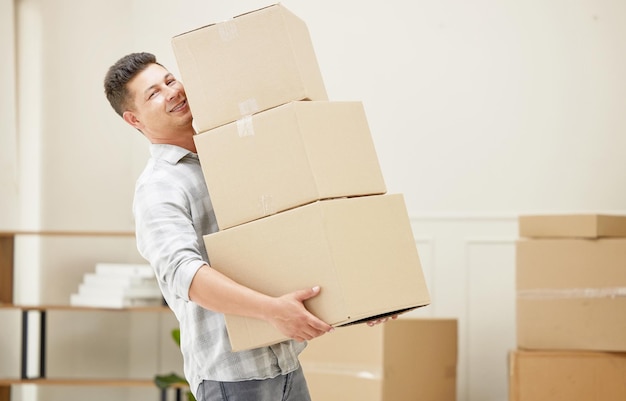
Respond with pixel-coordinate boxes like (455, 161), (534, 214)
(189, 267), (332, 342)
(268, 286), (333, 342)
(366, 314), (399, 327)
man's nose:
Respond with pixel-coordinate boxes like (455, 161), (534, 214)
(165, 85), (180, 100)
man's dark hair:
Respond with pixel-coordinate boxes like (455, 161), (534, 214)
(104, 52), (160, 117)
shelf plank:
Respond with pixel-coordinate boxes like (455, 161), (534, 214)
(0, 304), (169, 312)
(0, 378), (155, 387)
(0, 378), (187, 388)
(0, 231), (135, 237)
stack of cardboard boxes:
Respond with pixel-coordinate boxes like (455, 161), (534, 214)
(511, 214), (626, 401)
(171, 3), (430, 353)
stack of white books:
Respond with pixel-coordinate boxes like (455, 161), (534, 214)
(70, 263), (163, 308)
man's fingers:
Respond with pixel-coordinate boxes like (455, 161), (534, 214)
(294, 285), (321, 302)
(307, 318), (334, 337)
(367, 315), (398, 327)
(277, 285), (336, 341)
(286, 321), (327, 342)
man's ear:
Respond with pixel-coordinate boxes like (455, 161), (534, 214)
(123, 110), (141, 130)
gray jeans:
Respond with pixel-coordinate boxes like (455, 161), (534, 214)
(196, 366), (312, 401)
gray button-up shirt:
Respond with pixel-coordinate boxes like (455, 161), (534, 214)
(133, 144), (305, 396)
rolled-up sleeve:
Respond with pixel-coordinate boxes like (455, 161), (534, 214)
(133, 145), (217, 304)
(135, 178), (204, 301)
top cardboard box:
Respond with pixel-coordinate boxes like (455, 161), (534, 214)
(518, 214), (626, 238)
(172, 4), (328, 133)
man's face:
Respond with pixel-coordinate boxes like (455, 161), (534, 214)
(123, 63), (193, 141)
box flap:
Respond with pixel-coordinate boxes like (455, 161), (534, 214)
(172, 3), (279, 38)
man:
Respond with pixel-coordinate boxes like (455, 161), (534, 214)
(104, 52), (393, 400)
(104, 52), (335, 401)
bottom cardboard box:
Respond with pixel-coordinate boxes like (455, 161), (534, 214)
(509, 350), (626, 401)
(204, 194), (430, 351)
(300, 319), (457, 401)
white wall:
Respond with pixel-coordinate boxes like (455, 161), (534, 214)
(407, 216), (518, 401)
(0, 0), (18, 230)
(3, 1), (626, 401)
(290, 0), (626, 214)
(9, 0), (626, 231)
(181, 0), (626, 214)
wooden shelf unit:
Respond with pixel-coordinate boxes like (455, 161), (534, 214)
(0, 231), (184, 401)
(0, 379), (187, 401)
(0, 305), (175, 399)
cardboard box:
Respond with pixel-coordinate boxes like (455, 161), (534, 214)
(303, 372), (380, 401)
(203, 194), (431, 351)
(172, 4), (328, 133)
(516, 239), (626, 351)
(509, 350), (626, 401)
(518, 214), (626, 238)
(300, 319), (458, 401)
(194, 101), (387, 229)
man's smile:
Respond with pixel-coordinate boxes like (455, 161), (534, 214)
(169, 99), (188, 113)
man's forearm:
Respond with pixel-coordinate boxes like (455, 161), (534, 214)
(188, 264), (276, 319)
(188, 265), (332, 342)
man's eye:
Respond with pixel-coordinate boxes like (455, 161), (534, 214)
(148, 91), (158, 99)
(167, 80), (176, 86)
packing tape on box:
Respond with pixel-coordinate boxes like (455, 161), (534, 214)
(218, 19), (238, 41)
(258, 194), (275, 216)
(238, 98), (259, 116)
(517, 287), (626, 299)
(236, 115), (254, 137)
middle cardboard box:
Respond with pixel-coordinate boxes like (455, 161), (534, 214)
(194, 101), (387, 230)
(203, 193), (431, 351)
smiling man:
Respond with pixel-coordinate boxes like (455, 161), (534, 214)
(103, 52), (333, 401)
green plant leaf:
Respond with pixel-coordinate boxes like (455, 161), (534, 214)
(155, 328), (194, 400)
(154, 372), (188, 389)
(171, 328), (181, 347)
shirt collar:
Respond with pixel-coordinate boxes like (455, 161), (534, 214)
(149, 143), (197, 164)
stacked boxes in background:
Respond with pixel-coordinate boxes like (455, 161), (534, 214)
(516, 215), (626, 351)
(509, 351), (626, 401)
(171, 3), (430, 352)
(299, 319), (458, 401)
(511, 214), (626, 401)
